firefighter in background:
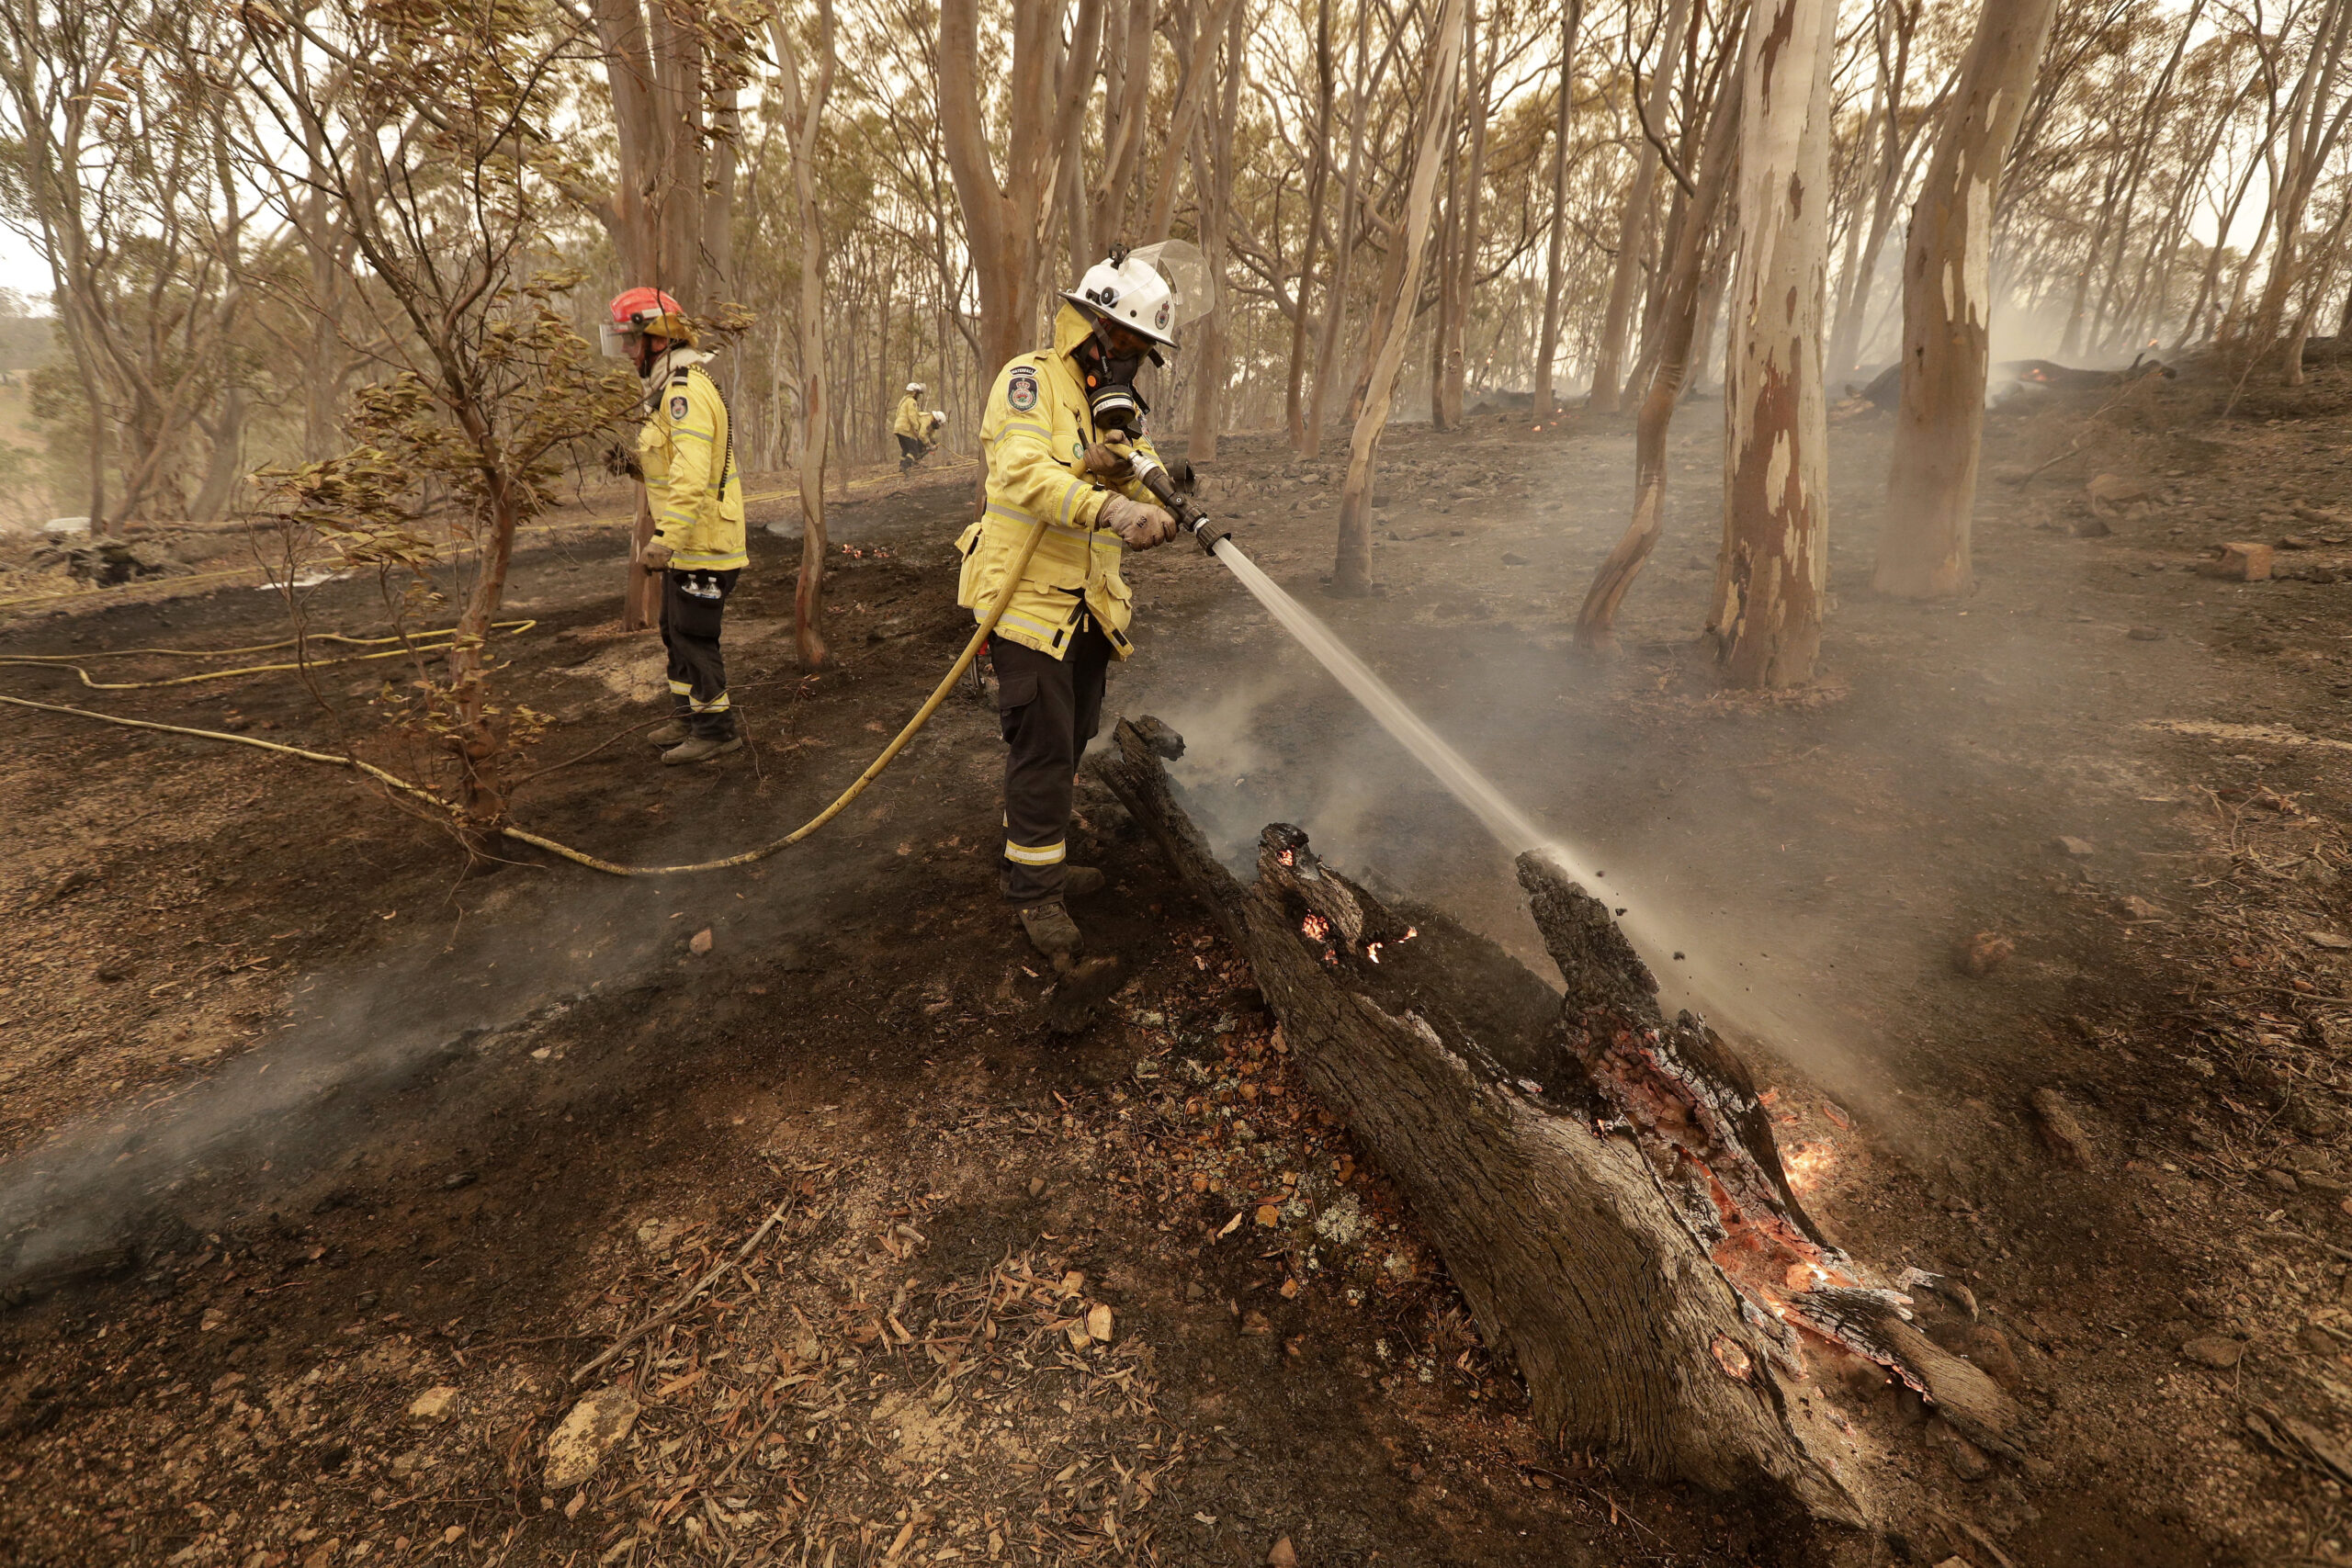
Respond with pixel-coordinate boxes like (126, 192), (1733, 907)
(605, 288), (747, 765)
(956, 249), (1185, 962)
(893, 382), (931, 471)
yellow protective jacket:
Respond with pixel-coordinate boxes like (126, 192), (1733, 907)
(893, 394), (927, 441)
(956, 304), (1166, 660)
(638, 349), (747, 572)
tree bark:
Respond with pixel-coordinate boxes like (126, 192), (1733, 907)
(1091, 716), (2019, 1522)
(189, 384), (246, 524)
(939, 0), (1101, 384)
(1187, 2), (1247, 461)
(2245, 0), (2352, 370)
(2086, 0), (2202, 355)
(1442, 0), (1487, 429)
(1589, 0), (1692, 414)
(1824, 0), (1921, 379)
(1708, 0), (1836, 688)
(1429, 85), (1463, 431)
(1533, 0), (1588, 421)
(1306, 1), (1379, 458)
(1286, 0), (1335, 453)
(586, 0), (749, 626)
(1332, 0), (1465, 595)
(1871, 0), (2058, 601)
(772, 0), (837, 670)
(1574, 57), (1742, 649)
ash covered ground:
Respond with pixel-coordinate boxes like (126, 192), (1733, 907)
(3, 357), (2351, 1564)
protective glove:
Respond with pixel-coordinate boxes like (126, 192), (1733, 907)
(1081, 438), (1136, 480)
(640, 538), (674, 571)
(1099, 494), (1177, 551)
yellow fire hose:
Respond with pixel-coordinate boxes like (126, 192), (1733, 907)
(0, 623), (537, 690)
(0, 521), (1047, 877)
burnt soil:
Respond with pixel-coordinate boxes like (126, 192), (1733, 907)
(5, 358), (2352, 1567)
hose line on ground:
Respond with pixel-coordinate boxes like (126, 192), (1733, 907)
(0, 622), (538, 691)
(0, 520), (1047, 877)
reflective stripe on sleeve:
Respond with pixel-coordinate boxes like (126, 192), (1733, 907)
(985, 502), (1090, 540)
(1003, 840), (1066, 866)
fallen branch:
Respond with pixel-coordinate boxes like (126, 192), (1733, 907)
(572, 1193), (800, 1386)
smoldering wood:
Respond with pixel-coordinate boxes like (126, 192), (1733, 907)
(1091, 719), (2031, 1523)
(1090, 716), (2026, 1521)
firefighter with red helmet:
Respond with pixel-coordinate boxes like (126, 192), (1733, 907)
(605, 288), (747, 765)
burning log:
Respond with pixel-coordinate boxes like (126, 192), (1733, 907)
(1994, 356), (2177, 390)
(1091, 716), (2022, 1525)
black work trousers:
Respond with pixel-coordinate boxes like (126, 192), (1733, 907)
(897, 434), (927, 471)
(660, 567), (740, 739)
(993, 622), (1114, 905)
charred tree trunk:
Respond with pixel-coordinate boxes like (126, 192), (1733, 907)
(1708, 0), (1835, 689)
(1871, 0), (2057, 602)
(1573, 58), (1742, 650)
(1091, 716), (2022, 1523)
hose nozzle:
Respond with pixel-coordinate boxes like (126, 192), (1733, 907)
(1130, 450), (1229, 554)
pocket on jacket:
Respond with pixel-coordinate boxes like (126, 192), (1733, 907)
(955, 522), (989, 607)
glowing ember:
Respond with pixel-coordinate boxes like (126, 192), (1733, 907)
(1784, 1141), (1836, 1195)
(1365, 942), (1383, 964)
(1277, 849), (1295, 866)
(1401, 926), (1418, 941)
(1710, 1335), (1753, 1382)
(1300, 913), (1330, 942)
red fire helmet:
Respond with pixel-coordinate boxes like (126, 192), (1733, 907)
(602, 288), (694, 355)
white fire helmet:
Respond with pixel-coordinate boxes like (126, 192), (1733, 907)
(1060, 240), (1215, 350)
(906, 381), (923, 395)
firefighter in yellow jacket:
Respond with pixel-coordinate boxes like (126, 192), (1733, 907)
(956, 249), (1186, 961)
(605, 287), (747, 765)
(893, 383), (931, 471)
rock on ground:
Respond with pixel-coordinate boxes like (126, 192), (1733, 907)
(545, 1386), (639, 1490)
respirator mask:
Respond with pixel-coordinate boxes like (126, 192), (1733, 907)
(1076, 330), (1156, 436)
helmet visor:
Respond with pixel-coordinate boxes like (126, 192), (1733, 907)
(598, 322), (640, 359)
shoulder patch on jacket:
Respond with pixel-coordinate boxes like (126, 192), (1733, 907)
(669, 395), (690, 421)
(1007, 367), (1038, 412)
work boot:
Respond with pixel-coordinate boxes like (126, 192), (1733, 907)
(1018, 899), (1082, 961)
(662, 734), (743, 765)
(646, 718), (691, 748)
(1062, 865), (1106, 899)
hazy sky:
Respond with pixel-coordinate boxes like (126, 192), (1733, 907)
(0, 229), (45, 303)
